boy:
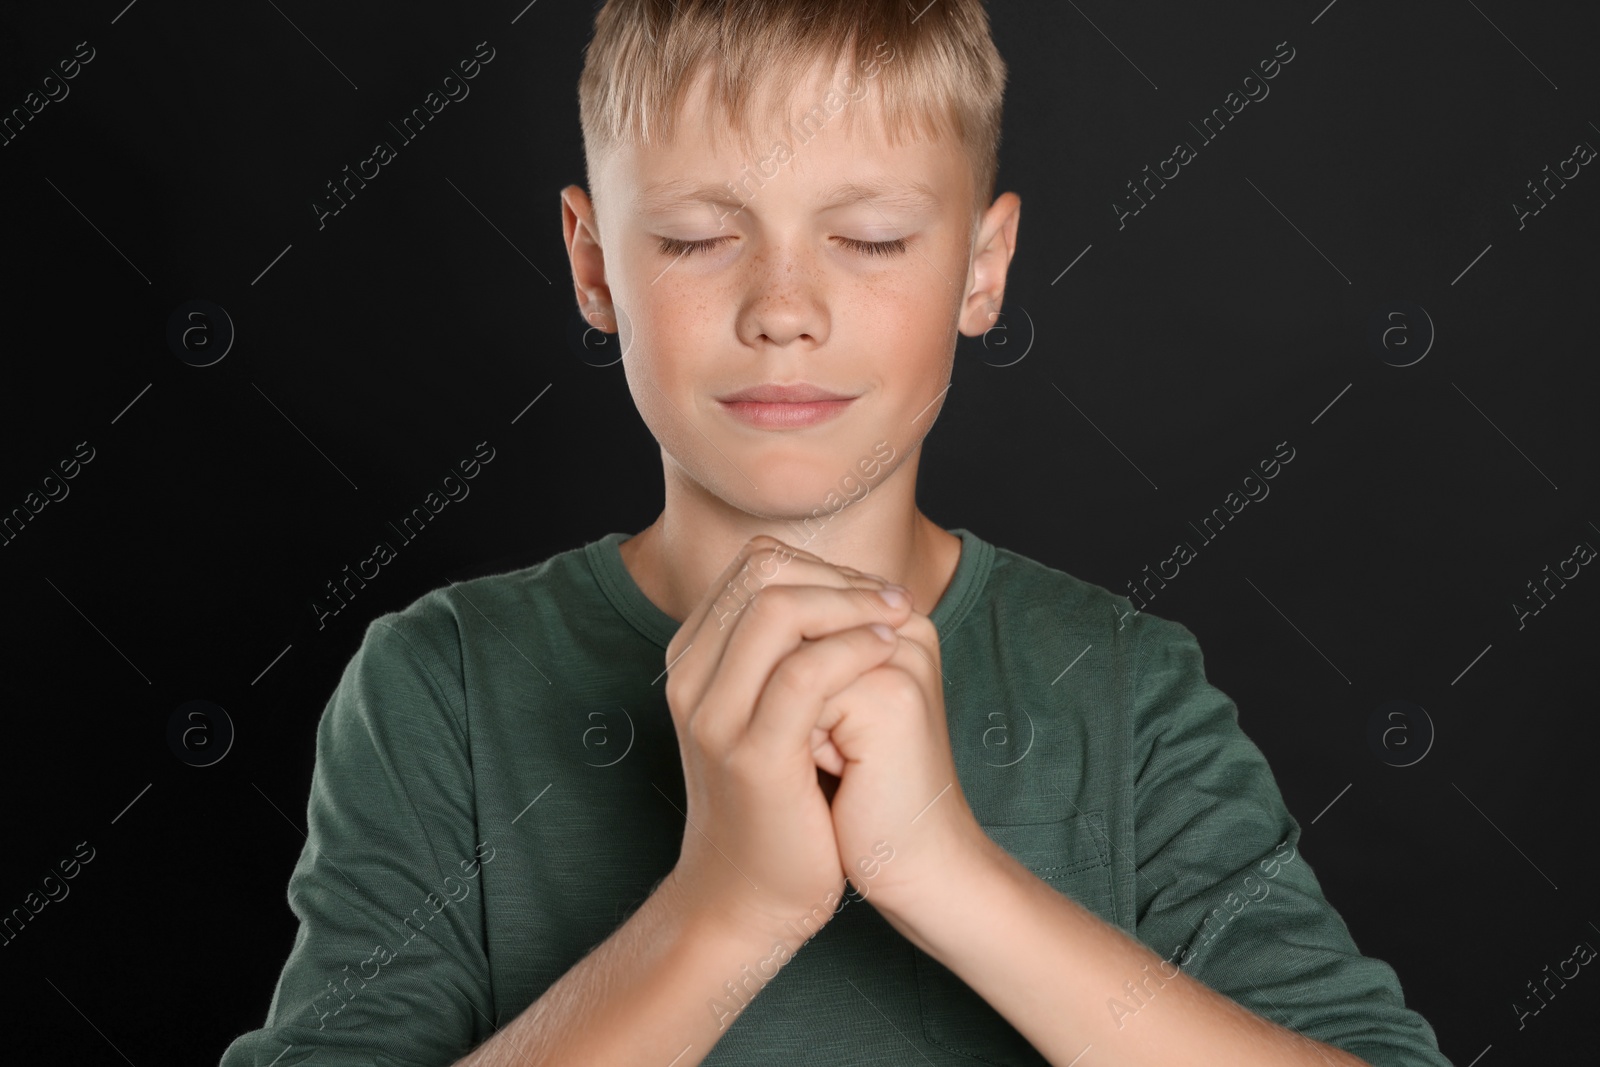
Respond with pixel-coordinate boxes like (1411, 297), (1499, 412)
(221, 1), (1452, 1064)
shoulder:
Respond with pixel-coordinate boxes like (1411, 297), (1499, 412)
(979, 536), (1196, 653)
(983, 539), (1120, 619)
(358, 536), (604, 673)
(969, 535), (1213, 738)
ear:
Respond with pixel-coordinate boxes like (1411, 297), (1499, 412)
(957, 192), (1021, 338)
(561, 184), (617, 333)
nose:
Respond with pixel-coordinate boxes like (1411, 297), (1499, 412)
(737, 244), (831, 349)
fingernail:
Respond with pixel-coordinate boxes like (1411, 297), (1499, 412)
(877, 586), (908, 609)
(869, 623), (896, 642)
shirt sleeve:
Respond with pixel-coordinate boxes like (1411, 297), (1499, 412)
(1126, 613), (1453, 1067)
(218, 615), (494, 1067)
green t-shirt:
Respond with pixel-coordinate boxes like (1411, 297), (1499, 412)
(218, 528), (1450, 1067)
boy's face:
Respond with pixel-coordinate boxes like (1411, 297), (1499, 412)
(562, 57), (1019, 520)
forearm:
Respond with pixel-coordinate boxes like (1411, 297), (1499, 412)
(882, 836), (1370, 1067)
(451, 871), (782, 1067)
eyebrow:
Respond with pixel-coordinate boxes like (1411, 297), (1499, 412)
(635, 176), (941, 216)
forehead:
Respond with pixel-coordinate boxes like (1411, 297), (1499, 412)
(602, 57), (969, 217)
(634, 174), (942, 215)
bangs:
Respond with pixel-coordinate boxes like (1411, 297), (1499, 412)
(578, 0), (1005, 220)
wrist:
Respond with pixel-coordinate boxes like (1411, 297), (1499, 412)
(662, 866), (845, 961)
(871, 828), (1024, 954)
(657, 868), (822, 1026)
(659, 867), (804, 949)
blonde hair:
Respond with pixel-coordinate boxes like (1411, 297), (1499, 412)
(577, 0), (1007, 234)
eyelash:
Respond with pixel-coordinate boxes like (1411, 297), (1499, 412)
(655, 235), (910, 258)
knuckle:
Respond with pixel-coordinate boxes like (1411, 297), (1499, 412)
(686, 709), (723, 751)
(728, 563), (772, 602)
(664, 670), (695, 716)
(712, 585), (752, 627)
(742, 534), (784, 561)
(767, 656), (818, 702)
(745, 581), (794, 618)
(743, 560), (776, 590)
(752, 545), (794, 582)
(875, 666), (923, 706)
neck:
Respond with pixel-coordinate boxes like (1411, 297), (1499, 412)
(619, 444), (960, 625)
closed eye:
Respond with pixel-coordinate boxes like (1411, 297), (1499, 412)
(838, 236), (910, 257)
(655, 235), (910, 258)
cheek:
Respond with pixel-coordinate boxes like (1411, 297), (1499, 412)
(846, 265), (955, 351)
(881, 287), (958, 391)
(619, 306), (723, 459)
(629, 262), (727, 348)
(624, 359), (692, 453)
(621, 290), (702, 390)
(857, 281), (953, 428)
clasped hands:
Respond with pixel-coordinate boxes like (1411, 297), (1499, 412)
(662, 536), (987, 941)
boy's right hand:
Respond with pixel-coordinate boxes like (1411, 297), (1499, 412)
(661, 535), (913, 942)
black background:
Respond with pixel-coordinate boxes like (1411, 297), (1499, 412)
(1, 1), (1596, 1063)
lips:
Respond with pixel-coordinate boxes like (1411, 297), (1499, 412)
(716, 382), (857, 403)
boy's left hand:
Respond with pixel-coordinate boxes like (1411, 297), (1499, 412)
(811, 604), (990, 920)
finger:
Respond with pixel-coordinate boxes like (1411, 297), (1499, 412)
(665, 535), (890, 664)
(664, 539), (810, 713)
(806, 612), (920, 777)
(810, 725), (844, 777)
(667, 537), (797, 664)
(668, 539), (862, 680)
(814, 662), (927, 771)
(689, 582), (910, 748)
(878, 610), (942, 694)
(667, 544), (898, 722)
(701, 581), (910, 734)
(738, 619), (903, 761)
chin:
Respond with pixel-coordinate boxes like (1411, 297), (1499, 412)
(723, 439), (896, 533)
(740, 473), (853, 522)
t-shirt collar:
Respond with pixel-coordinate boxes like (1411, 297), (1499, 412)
(585, 526), (994, 649)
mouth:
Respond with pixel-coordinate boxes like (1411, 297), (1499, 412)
(716, 398), (857, 429)
(715, 382), (857, 403)
(714, 383), (860, 430)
